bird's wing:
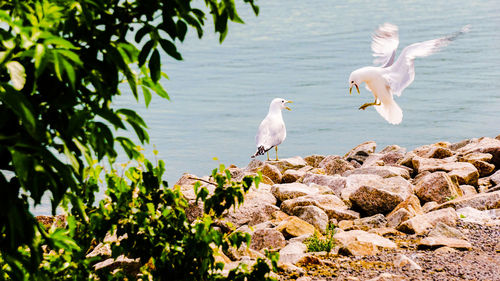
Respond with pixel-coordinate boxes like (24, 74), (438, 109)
(255, 117), (285, 150)
(371, 23), (399, 68)
(382, 25), (470, 97)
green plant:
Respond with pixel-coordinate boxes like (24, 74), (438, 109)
(304, 223), (336, 256)
(0, 0), (263, 279)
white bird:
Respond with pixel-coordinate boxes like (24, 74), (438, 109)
(349, 23), (470, 124)
(252, 98), (293, 161)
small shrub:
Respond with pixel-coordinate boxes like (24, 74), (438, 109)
(304, 223), (336, 255)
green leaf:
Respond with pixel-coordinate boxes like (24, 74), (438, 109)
(135, 25), (152, 43)
(148, 48), (161, 83)
(138, 40), (154, 67)
(159, 39), (182, 60)
(6, 61), (26, 90)
(142, 85), (152, 107)
(0, 85), (36, 135)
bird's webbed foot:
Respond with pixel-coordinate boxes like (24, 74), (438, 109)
(358, 100), (381, 110)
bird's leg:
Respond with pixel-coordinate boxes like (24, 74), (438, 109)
(275, 146), (279, 161)
(266, 151), (270, 161)
(359, 99), (381, 110)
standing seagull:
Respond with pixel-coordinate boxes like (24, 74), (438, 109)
(252, 98), (293, 161)
(348, 23), (470, 124)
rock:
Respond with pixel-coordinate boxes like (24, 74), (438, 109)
(271, 210), (290, 222)
(460, 185), (477, 196)
(282, 169), (304, 183)
(261, 164), (283, 184)
(412, 156), (479, 186)
(458, 153), (495, 177)
(490, 170), (500, 185)
(302, 173), (346, 196)
(319, 155), (355, 176)
(339, 240), (379, 256)
(296, 255), (324, 266)
(398, 151), (417, 169)
(368, 227), (404, 237)
(397, 208), (457, 235)
(342, 166), (410, 180)
(288, 233), (314, 244)
(415, 172), (462, 204)
(353, 214), (387, 231)
(271, 183), (319, 201)
(422, 201), (439, 213)
(280, 194), (359, 221)
(267, 156), (307, 174)
(334, 230), (397, 254)
(394, 254), (422, 270)
(386, 209), (412, 228)
(93, 255), (141, 273)
(304, 155), (326, 168)
(250, 228), (286, 251)
(278, 242), (307, 264)
(418, 236), (472, 250)
(245, 159), (265, 172)
(427, 222), (466, 239)
(414, 144), (453, 159)
(276, 216), (316, 238)
(457, 137), (500, 167)
(367, 273), (406, 281)
(223, 185), (279, 228)
(432, 191), (500, 211)
(278, 263), (306, 277)
(344, 141), (377, 164)
(293, 205), (329, 233)
(338, 220), (354, 230)
(434, 246), (458, 254)
(387, 194), (424, 217)
(224, 244), (265, 261)
(456, 207), (495, 224)
(349, 176), (413, 216)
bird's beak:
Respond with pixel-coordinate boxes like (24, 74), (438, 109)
(349, 84), (360, 95)
(285, 100), (293, 111)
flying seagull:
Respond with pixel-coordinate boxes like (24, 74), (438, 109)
(348, 23), (470, 124)
(252, 98), (293, 161)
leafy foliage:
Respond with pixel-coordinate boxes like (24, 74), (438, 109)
(304, 223), (336, 255)
(0, 0), (263, 279)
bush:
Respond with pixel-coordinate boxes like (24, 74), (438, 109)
(304, 223), (336, 255)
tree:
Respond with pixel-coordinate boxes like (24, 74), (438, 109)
(0, 0), (270, 279)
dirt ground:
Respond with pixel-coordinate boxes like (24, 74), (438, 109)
(278, 221), (500, 281)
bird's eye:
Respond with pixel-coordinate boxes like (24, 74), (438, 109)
(351, 81), (354, 83)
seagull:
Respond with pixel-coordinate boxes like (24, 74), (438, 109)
(348, 23), (470, 124)
(252, 98), (293, 161)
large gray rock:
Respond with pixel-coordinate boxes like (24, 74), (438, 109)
(397, 208), (457, 235)
(413, 144), (453, 159)
(334, 230), (397, 256)
(282, 167), (313, 183)
(319, 155), (355, 176)
(415, 172), (463, 204)
(394, 254), (422, 271)
(348, 176), (414, 216)
(344, 141), (377, 164)
(490, 170), (500, 186)
(304, 155), (326, 168)
(293, 205), (329, 233)
(353, 214), (387, 231)
(458, 153), (495, 177)
(302, 173), (346, 196)
(418, 236), (472, 250)
(427, 222), (466, 240)
(457, 137), (500, 167)
(386, 195), (423, 227)
(342, 166), (410, 180)
(261, 164), (283, 184)
(412, 156), (479, 186)
(250, 228), (286, 251)
(432, 191), (500, 211)
(278, 242), (307, 265)
(267, 156), (308, 174)
(271, 183), (319, 201)
(456, 207), (497, 224)
(281, 194), (359, 221)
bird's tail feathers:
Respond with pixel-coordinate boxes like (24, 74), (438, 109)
(251, 146), (267, 158)
(375, 99), (403, 125)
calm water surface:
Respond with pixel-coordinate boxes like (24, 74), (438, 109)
(36, 0), (500, 214)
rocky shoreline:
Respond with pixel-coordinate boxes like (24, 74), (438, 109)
(177, 135), (500, 280)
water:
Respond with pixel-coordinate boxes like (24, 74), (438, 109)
(35, 0), (500, 214)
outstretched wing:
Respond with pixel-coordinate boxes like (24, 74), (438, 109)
(383, 25), (470, 97)
(371, 23), (399, 68)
